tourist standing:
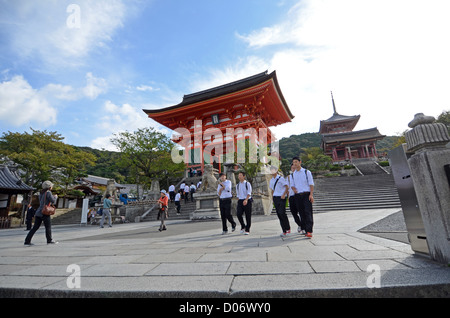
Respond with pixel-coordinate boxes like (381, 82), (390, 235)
(217, 172), (236, 234)
(100, 193), (113, 228)
(291, 157), (315, 238)
(158, 190), (169, 231)
(236, 171), (252, 235)
(269, 166), (291, 237)
(288, 164), (303, 233)
(24, 181), (58, 245)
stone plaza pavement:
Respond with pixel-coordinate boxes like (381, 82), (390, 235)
(0, 208), (449, 298)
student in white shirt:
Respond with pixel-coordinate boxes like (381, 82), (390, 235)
(168, 184), (175, 202)
(217, 173), (236, 234)
(179, 182), (185, 200)
(174, 189), (182, 214)
(288, 164), (302, 233)
(189, 183), (196, 202)
(291, 156), (315, 238)
(236, 171), (252, 235)
(269, 166), (291, 237)
(184, 184), (190, 203)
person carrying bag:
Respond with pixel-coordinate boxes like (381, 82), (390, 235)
(24, 181), (58, 246)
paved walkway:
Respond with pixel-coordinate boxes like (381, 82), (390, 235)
(0, 208), (449, 298)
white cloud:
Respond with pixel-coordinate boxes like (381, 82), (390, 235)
(2, 0), (129, 69)
(90, 100), (156, 151)
(83, 72), (108, 100)
(233, 0), (450, 137)
(0, 75), (57, 126)
(136, 85), (160, 92)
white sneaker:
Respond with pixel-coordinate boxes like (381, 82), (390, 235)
(240, 229), (245, 234)
(244, 232), (250, 235)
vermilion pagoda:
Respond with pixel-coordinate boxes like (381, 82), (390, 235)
(143, 71), (294, 173)
(320, 92), (385, 162)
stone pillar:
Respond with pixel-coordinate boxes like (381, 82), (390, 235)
(405, 113), (450, 264)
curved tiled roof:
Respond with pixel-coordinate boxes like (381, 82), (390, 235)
(0, 165), (34, 192)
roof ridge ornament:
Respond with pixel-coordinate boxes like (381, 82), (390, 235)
(331, 91), (338, 115)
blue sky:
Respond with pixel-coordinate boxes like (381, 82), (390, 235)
(1, 0), (449, 151)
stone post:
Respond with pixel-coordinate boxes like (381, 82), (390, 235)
(405, 113), (450, 264)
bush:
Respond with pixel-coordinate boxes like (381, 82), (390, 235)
(378, 161), (390, 167)
(329, 165), (340, 171)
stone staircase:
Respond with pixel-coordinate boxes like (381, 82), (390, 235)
(140, 200), (196, 222)
(312, 173), (401, 212)
(52, 208), (83, 225)
(352, 158), (388, 175)
(271, 172), (401, 214)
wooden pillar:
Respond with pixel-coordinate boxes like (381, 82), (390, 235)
(332, 147), (338, 161)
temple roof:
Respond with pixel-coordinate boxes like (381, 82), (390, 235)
(322, 112), (360, 123)
(143, 70), (294, 129)
(0, 165), (34, 193)
(319, 92), (361, 134)
(321, 127), (385, 144)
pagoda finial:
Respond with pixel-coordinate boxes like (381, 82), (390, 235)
(331, 91), (338, 114)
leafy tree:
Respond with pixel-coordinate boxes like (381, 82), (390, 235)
(111, 127), (185, 189)
(0, 129), (95, 191)
(436, 110), (450, 134)
(300, 147), (332, 171)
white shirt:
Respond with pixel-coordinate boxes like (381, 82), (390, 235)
(291, 167), (314, 193)
(270, 175), (288, 197)
(236, 180), (252, 200)
(184, 185), (190, 192)
(174, 193), (181, 202)
(217, 179), (232, 199)
(180, 183), (185, 191)
(169, 185), (175, 192)
(287, 174), (295, 197)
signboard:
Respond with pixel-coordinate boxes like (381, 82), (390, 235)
(80, 198), (89, 225)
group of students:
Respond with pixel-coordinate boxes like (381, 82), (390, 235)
(24, 156), (314, 245)
(219, 156), (315, 238)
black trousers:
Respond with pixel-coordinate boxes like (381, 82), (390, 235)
(24, 215), (52, 244)
(289, 195), (302, 228)
(219, 198), (235, 232)
(175, 201), (181, 213)
(237, 199), (252, 232)
(294, 192), (314, 233)
(273, 196), (290, 233)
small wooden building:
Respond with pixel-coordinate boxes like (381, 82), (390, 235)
(0, 165), (34, 228)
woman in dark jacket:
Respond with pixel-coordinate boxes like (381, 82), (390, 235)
(24, 181), (58, 246)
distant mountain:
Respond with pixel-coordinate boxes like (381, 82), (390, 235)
(278, 133), (322, 160)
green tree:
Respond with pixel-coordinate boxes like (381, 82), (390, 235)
(436, 110), (450, 134)
(300, 147), (332, 171)
(0, 129), (97, 191)
(111, 127), (185, 189)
